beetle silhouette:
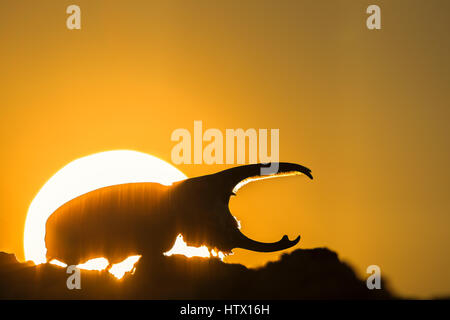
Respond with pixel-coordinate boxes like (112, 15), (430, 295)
(45, 163), (313, 266)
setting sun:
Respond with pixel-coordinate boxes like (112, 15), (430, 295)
(24, 150), (187, 265)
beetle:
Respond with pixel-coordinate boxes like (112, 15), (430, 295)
(45, 163), (313, 265)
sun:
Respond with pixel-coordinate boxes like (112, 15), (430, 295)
(24, 150), (187, 266)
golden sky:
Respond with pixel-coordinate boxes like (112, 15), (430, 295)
(1, 0), (449, 298)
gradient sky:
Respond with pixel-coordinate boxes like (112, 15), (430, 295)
(1, 0), (449, 298)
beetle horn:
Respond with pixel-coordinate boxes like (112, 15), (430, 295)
(216, 162), (311, 252)
(232, 230), (300, 252)
(216, 162), (313, 195)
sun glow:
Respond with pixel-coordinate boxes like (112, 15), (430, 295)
(164, 234), (227, 260)
(48, 234), (226, 280)
(108, 255), (142, 279)
(48, 234), (227, 280)
(49, 259), (67, 268)
(24, 150), (187, 265)
(50, 256), (142, 280)
(76, 258), (109, 271)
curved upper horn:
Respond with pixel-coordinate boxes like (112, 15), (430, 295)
(215, 162), (313, 195)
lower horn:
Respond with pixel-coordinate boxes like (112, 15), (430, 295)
(233, 230), (300, 253)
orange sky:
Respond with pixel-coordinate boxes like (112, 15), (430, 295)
(1, 0), (449, 298)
